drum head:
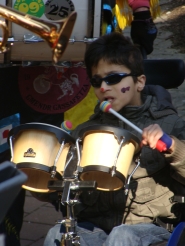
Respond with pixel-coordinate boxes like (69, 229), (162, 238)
(78, 124), (140, 151)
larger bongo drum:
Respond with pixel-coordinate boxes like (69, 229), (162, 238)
(8, 123), (76, 193)
(76, 125), (140, 191)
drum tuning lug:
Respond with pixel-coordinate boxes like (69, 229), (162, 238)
(111, 166), (116, 177)
(50, 172), (56, 178)
(124, 184), (129, 196)
(50, 166), (57, 178)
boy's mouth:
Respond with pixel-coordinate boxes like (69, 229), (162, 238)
(104, 97), (114, 103)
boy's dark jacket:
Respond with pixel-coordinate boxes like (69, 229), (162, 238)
(71, 85), (185, 232)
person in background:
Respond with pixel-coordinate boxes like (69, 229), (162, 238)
(44, 32), (185, 246)
(103, 0), (158, 55)
(129, 0), (158, 55)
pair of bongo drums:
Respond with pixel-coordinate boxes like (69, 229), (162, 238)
(8, 123), (140, 193)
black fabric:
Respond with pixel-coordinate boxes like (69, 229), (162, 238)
(133, 10), (151, 20)
(131, 11), (158, 55)
(0, 67), (21, 119)
(0, 189), (26, 246)
(144, 59), (185, 89)
(19, 101), (64, 127)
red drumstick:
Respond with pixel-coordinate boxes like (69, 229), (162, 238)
(100, 101), (167, 152)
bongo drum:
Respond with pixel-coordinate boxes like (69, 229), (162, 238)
(8, 123), (76, 193)
(76, 125), (140, 191)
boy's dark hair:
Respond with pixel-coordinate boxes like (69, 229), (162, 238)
(84, 32), (144, 80)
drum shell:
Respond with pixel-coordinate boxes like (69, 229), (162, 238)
(12, 128), (70, 171)
(8, 123), (76, 193)
(78, 125), (140, 191)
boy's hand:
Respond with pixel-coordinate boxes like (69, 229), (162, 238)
(142, 124), (174, 152)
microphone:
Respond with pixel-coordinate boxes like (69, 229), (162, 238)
(100, 101), (172, 152)
(60, 120), (73, 134)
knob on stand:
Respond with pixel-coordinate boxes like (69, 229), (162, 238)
(48, 179), (97, 245)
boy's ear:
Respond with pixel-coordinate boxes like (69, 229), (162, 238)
(137, 75), (146, 92)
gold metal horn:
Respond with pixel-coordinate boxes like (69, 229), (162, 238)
(0, 4), (77, 64)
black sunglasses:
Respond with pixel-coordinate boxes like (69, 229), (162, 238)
(90, 73), (138, 88)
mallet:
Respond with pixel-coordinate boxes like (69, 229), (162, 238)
(100, 101), (172, 152)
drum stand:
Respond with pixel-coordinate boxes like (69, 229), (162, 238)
(48, 179), (97, 246)
(48, 155), (141, 245)
(124, 156), (141, 196)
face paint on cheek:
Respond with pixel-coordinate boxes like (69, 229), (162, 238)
(121, 86), (130, 93)
(100, 88), (104, 92)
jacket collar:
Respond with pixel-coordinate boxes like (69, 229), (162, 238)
(90, 85), (177, 121)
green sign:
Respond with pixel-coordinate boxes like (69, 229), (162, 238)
(14, 0), (45, 18)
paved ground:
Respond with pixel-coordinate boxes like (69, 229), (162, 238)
(19, 1), (185, 245)
(20, 191), (61, 246)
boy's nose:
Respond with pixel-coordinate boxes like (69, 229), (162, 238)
(100, 80), (109, 91)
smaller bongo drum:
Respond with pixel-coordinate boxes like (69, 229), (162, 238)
(8, 123), (76, 193)
(76, 125), (140, 191)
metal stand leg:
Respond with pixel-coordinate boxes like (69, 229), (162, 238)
(48, 180), (97, 246)
(59, 204), (80, 246)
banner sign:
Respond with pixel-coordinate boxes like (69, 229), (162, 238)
(18, 65), (91, 114)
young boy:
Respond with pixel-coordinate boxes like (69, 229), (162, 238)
(44, 32), (185, 246)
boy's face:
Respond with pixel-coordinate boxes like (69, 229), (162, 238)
(91, 59), (146, 112)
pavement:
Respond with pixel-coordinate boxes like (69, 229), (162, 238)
(9, 0), (185, 245)
(20, 191), (61, 246)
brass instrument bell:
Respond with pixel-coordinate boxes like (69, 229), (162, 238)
(0, 4), (77, 64)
